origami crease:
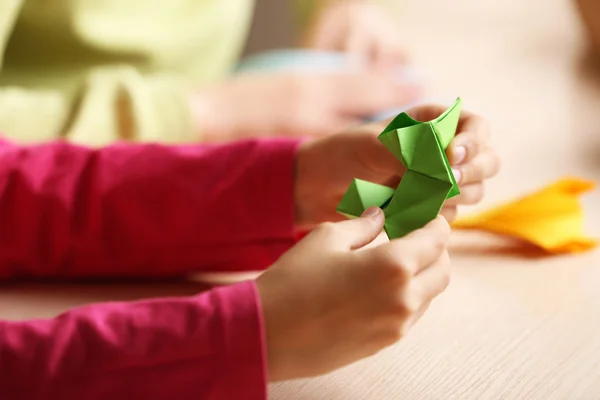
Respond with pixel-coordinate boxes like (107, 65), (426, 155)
(337, 98), (462, 239)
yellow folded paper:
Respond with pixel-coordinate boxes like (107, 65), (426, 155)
(451, 177), (598, 254)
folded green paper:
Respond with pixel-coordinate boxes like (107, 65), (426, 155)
(337, 98), (463, 239)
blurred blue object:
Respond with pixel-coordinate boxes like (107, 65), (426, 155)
(234, 49), (426, 122)
(236, 49), (353, 73)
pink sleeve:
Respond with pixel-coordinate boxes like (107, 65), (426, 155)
(0, 137), (301, 279)
(0, 280), (269, 399)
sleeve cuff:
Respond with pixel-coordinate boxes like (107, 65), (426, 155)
(213, 280), (269, 400)
(234, 137), (305, 241)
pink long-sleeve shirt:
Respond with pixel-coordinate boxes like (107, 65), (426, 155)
(0, 137), (302, 399)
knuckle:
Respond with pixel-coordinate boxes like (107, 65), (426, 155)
(389, 301), (408, 319)
(439, 255), (452, 289)
(377, 246), (414, 279)
(441, 206), (458, 222)
(441, 270), (451, 291)
(314, 221), (338, 239)
(475, 149), (501, 180)
(377, 323), (406, 346)
(472, 183), (486, 202)
(481, 119), (492, 141)
(436, 246), (450, 264)
(462, 184), (485, 205)
(470, 116), (492, 142)
(476, 120), (492, 143)
(476, 134), (487, 156)
(438, 216), (452, 235)
(458, 162), (475, 184)
(388, 324), (407, 343)
(395, 255), (418, 279)
(392, 288), (420, 317)
(489, 151), (502, 176)
(441, 249), (451, 267)
(440, 273), (451, 293)
(431, 223), (451, 248)
(465, 132), (483, 156)
(406, 286), (423, 313)
(430, 236), (447, 256)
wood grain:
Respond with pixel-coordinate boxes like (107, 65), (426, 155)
(269, 0), (600, 398)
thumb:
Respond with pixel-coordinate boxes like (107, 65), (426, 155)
(337, 207), (385, 250)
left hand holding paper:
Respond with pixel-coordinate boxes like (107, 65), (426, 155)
(407, 104), (501, 222)
(293, 103), (500, 229)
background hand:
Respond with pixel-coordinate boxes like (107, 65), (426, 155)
(192, 71), (420, 141)
(257, 208), (451, 381)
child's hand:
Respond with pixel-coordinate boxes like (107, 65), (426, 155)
(294, 105), (500, 227)
(304, 0), (407, 66)
(192, 71), (420, 141)
(404, 105), (500, 221)
(257, 208), (450, 381)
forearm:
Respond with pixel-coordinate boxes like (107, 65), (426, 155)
(0, 137), (300, 279)
(0, 281), (268, 400)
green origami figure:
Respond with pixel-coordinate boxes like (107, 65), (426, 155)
(337, 98), (463, 239)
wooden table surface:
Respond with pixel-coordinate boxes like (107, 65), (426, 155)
(2, 0), (600, 399)
(271, 1), (600, 398)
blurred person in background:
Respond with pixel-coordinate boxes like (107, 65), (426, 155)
(0, 0), (418, 147)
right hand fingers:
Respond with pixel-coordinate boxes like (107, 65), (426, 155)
(398, 250), (450, 335)
(439, 205), (458, 222)
(411, 248), (451, 304)
(373, 215), (451, 277)
(309, 207), (386, 251)
(386, 239), (450, 342)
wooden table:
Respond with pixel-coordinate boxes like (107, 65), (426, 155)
(3, 0), (600, 399)
(271, 1), (600, 398)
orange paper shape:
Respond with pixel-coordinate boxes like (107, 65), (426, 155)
(451, 177), (598, 254)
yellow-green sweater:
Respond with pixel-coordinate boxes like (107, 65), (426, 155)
(0, 0), (257, 146)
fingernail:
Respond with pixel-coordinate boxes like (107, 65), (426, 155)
(452, 168), (462, 184)
(452, 146), (467, 165)
(361, 207), (381, 218)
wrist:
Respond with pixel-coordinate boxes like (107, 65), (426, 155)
(294, 140), (319, 229)
(256, 271), (298, 382)
(190, 90), (213, 141)
(190, 88), (229, 142)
